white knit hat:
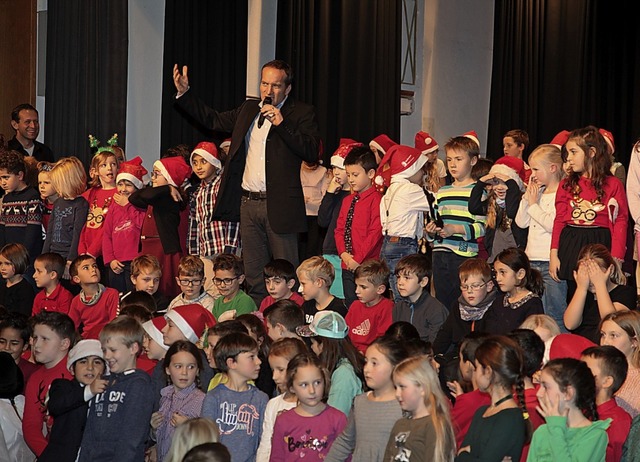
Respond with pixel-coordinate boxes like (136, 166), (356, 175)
(67, 339), (104, 371)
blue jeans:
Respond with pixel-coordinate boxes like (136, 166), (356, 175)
(530, 260), (568, 333)
(380, 236), (418, 301)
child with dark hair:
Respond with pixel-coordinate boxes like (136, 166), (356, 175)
(259, 258), (303, 312)
(237, 313), (275, 397)
(0, 312), (39, 388)
(32, 252), (73, 316)
(457, 336), (529, 461)
(212, 254), (257, 321)
(508, 328), (546, 460)
(334, 146), (382, 307)
(151, 340), (206, 462)
(119, 288), (158, 314)
(582, 345), (631, 462)
(67, 254), (119, 339)
(528, 358), (610, 461)
(297, 311), (364, 416)
(483, 247), (544, 335)
(0, 243), (35, 316)
(264, 299), (305, 342)
(201, 332), (269, 462)
(22, 311), (75, 457)
(392, 253), (448, 343)
(0, 150), (43, 273)
(445, 331), (491, 449)
(202, 319), (249, 391)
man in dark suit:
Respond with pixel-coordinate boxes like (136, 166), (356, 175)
(173, 60), (321, 304)
(7, 103), (54, 162)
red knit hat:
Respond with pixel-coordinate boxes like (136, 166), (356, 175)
(414, 131), (439, 155)
(489, 156), (526, 191)
(369, 134), (397, 156)
(331, 139), (363, 169)
(153, 156), (192, 188)
(550, 130), (570, 149)
(462, 130), (480, 149)
(191, 141), (222, 170)
(375, 144), (428, 189)
(142, 316), (169, 351)
(116, 156), (148, 190)
(165, 304), (217, 343)
(599, 128), (615, 154)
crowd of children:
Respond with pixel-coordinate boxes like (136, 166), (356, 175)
(1, 124), (640, 461)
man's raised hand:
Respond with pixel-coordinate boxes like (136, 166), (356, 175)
(173, 64), (189, 94)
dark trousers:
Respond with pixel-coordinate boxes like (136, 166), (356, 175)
(240, 197), (299, 306)
(432, 251), (467, 310)
(342, 268), (356, 309)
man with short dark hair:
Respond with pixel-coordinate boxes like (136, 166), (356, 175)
(7, 103), (54, 162)
(172, 60), (321, 305)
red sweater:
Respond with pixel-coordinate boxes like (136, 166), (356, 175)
(68, 286), (119, 339)
(451, 389), (491, 448)
(259, 292), (304, 312)
(32, 283), (73, 316)
(334, 187), (383, 268)
(599, 398), (631, 462)
(345, 297), (394, 353)
(552, 176), (628, 259)
(78, 187), (116, 258)
(22, 356), (73, 456)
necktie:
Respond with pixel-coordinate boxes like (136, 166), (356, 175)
(344, 193), (360, 254)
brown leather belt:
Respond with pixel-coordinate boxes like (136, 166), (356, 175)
(241, 190), (268, 200)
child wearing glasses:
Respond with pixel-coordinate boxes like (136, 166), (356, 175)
(211, 254), (257, 322)
(168, 255), (216, 313)
(432, 258), (497, 357)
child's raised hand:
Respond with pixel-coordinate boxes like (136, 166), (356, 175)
(90, 376), (108, 395)
(446, 380), (464, 399)
(479, 173), (496, 184)
(173, 64), (189, 94)
(150, 411), (164, 430)
(170, 412), (188, 427)
(425, 221), (440, 236)
(327, 175), (343, 193)
(573, 262), (591, 291)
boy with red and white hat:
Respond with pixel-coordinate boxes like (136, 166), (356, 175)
(376, 144), (432, 299)
(189, 141), (240, 296)
(318, 139), (363, 298)
(103, 156), (148, 294)
(469, 156), (528, 262)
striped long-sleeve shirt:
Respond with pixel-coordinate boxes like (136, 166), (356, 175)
(433, 183), (485, 257)
(188, 172), (240, 257)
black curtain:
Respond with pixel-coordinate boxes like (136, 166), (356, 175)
(45, 0), (128, 166)
(160, 1), (248, 154)
(276, 0), (401, 163)
(488, 0), (640, 165)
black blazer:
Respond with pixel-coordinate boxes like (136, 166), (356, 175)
(7, 136), (54, 162)
(175, 91), (320, 233)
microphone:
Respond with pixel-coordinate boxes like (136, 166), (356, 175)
(257, 96), (272, 129)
